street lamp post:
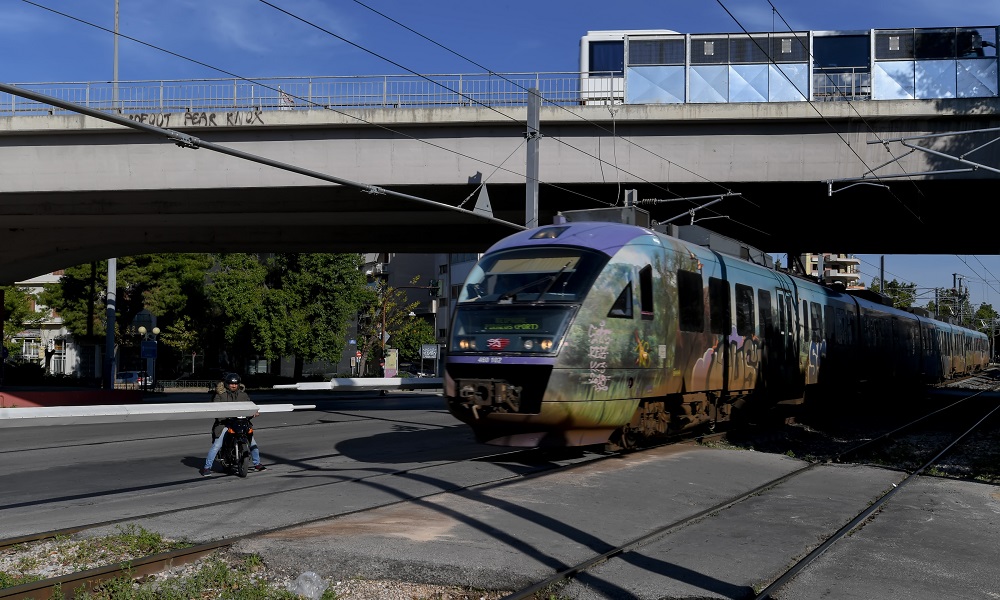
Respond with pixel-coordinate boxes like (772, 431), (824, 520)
(137, 325), (160, 391)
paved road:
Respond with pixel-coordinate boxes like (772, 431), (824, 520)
(4, 392), (998, 599)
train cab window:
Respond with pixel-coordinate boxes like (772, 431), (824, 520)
(777, 292), (787, 335)
(709, 277), (730, 335)
(735, 283), (754, 337)
(608, 282), (634, 319)
(810, 302), (823, 342)
(758, 289), (773, 337)
(677, 269), (705, 332)
(639, 265), (654, 320)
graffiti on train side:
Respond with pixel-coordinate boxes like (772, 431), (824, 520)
(690, 327), (764, 390)
(127, 109), (265, 128)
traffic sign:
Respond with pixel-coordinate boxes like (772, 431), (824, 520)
(140, 340), (158, 359)
(355, 350), (362, 358)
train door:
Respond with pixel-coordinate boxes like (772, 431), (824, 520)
(770, 284), (802, 398)
(630, 263), (659, 399)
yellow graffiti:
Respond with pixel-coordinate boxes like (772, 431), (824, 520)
(634, 331), (651, 367)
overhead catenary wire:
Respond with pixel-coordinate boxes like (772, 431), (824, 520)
(255, 0), (699, 210)
(346, 0), (748, 216)
(716, 0), (925, 223)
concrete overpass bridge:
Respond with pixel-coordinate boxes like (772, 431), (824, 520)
(1, 77), (999, 284)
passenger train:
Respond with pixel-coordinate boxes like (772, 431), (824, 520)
(444, 220), (990, 448)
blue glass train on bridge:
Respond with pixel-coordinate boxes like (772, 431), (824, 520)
(579, 25), (998, 105)
(444, 221), (989, 448)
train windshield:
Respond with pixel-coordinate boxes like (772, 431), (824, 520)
(458, 246), (609, 304)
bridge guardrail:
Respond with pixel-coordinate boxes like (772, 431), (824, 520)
(0, 72), (617, 116)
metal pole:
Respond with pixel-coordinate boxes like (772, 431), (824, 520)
(104, 258), (117, 390)
(525, 87), (540, 229)
(113, 0), (119, 111)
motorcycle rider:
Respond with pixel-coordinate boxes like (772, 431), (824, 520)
(200, 372), (266, 476)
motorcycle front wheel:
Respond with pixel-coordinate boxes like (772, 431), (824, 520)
(237, 441), (250, 478)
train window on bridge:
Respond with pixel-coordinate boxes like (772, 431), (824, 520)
(639, 265), (654, 320)
(608, 282), (634, 319)
(735, 284), (754, 336)
(677, 270), (705, 332)
(709, 277), (730, 335)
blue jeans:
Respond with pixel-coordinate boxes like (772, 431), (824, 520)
(204, 428), (261, 470)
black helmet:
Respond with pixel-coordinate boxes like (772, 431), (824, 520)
(224, 373), (241, 385)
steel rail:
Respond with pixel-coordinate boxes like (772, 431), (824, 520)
(0, 541), (228, 600)
(501, 384), (998, 600)
(754, 395), (1000, 600)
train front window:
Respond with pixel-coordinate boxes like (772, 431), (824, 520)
(458, 247), (608, 305)
(589, 41), (624, 76)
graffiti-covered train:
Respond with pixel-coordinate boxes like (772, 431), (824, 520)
(444, 221), (990, 448)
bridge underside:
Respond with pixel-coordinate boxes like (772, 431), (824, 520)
(0, 176), (994, 284)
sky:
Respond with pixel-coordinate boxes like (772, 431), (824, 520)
(2, 0), (1000, 307)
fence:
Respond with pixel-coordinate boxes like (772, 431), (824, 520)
(0, 72), (607, 116)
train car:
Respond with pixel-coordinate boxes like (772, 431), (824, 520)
(444, 221), (988, 448)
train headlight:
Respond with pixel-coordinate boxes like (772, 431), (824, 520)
(459, 338), (476, 350)
(523, 339), (535, 350)
(540, 339), (553, 351)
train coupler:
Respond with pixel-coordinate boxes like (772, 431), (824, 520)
(456, 379), (522, 416)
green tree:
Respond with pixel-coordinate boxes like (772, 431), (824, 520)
(39, 255), (215, 377)
(973, 303), (998, 333)
(207, 253), (369, 378)
(928, 287), (973, 324)
(356, 277), (428, 376)
(869, 278), (917, 308)
(391, 316), (436, 370)
(2, 286), (44, 358)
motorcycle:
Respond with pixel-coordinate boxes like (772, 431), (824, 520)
(216, 417), (254, 477)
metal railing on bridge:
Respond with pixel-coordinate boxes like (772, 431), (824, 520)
(0, 72), (611, 116)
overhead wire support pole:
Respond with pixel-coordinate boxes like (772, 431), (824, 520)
(0, 82), (526, 233)
(525, 87), (540, 229)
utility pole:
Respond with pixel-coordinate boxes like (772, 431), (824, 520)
(103, 258), (116, 389)
(525, 87), (540, 229)
(113, 0), (119, 111)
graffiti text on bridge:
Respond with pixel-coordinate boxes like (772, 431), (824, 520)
(126, 109), (266, 128)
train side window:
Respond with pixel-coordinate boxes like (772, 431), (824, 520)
(785, 296), (794, 339)
(824, 305), (835, 344)
(677, 270), (705, 332)
(709, 277), (730, 335)
(639, 265), (654, 320)
(802, 300), (809, 337)
(758, 289), (773, 338)
(810, 302), (822, 342)
(735, 283), (754, 336)
(608, 282), (634, 319)
(777, 292), (786, 335)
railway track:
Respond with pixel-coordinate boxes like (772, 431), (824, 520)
(499, 385), (1000, 599)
